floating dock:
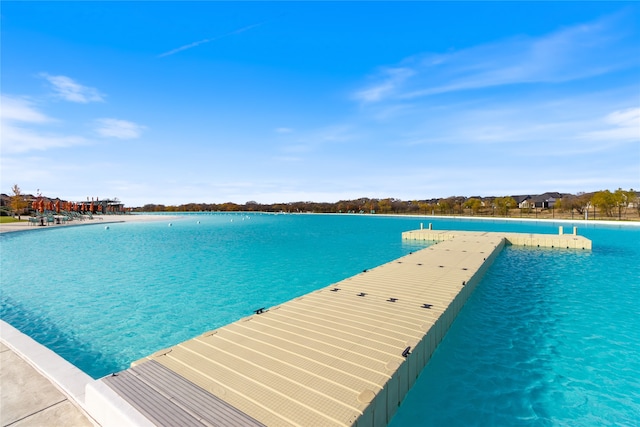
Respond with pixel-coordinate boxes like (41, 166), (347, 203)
(402, 224), (592, 250)
(87, 228), (591, 427)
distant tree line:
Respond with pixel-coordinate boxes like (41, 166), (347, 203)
(131, 188), (640, 219)
(3, 186), (637, 220)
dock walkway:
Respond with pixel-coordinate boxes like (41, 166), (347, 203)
(88, 229), (591, 427)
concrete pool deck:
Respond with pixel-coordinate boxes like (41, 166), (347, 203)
(0, 322), (95, 426)
(1, 320), (156, 427)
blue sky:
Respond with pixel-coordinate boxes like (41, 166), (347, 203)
(1, 2), (639, 206)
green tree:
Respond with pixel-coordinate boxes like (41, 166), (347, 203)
(438, 198), (453, 214)
(406, 200), (420, 214)
(494, 196), (517, 216)
(568, 193), (591, 215)
(140, 204), (157, 211)
(368, 199), (378, 214)
(378, 199), (392, 214)
(10, 184), (28, 218)
(418, 202), (431, 215)
(615, 188), (637, 219)
(245, 201), (260, 211)
(591, 190), (616, 217)
(613, 188), (628, 219)
(463, 198), (482, 215)
(629, 189), (640, 216)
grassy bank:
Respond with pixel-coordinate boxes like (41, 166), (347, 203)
(0, 217), (27, 224)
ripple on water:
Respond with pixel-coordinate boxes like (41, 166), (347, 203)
(389, 238), (640, 427)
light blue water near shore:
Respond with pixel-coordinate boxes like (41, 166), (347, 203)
(1, 213), (639, 425)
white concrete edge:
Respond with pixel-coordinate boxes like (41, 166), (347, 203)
(0, 320), (93, 404)
(0, 320), (153, 427)
(384, 213), (640, 227)
(134, 210), (640, 227)
(85, 381), (156, 427)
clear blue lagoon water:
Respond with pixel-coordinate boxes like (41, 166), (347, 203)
(1, 213), (639, 425)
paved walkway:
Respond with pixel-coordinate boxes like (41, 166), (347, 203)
(0, 218), (107, 234)
(0, 214), (177, 234)
(0, 331), (95, 426)
(0, 342), (94, 426)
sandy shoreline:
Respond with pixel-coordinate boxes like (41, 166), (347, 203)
(0, 214), (179, 234)
(1, 212), (638, 234)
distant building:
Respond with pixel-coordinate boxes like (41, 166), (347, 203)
(530, 192), (563, 209)
(512, 195), (533, 209)
(509, 192), (565, 209)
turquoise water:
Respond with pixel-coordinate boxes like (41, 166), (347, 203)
(1, 214), (639, 425)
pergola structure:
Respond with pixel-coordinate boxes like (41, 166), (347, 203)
(30, 198), (127, 214)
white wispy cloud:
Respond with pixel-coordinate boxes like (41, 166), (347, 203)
(580, 107), (640, 142)
(1, 125), (86, 154)
(0, 95), (86, 153)
(394, 97), (639, 156)
(40, 74), (105, 103)
(1, 95), (52, 123)
(355, 67), (414, 102)
(1, 95), (145, 154)
(95, 118), (146, 139)
(354, 12), (637, 102)
(159, 22), (264, 58)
